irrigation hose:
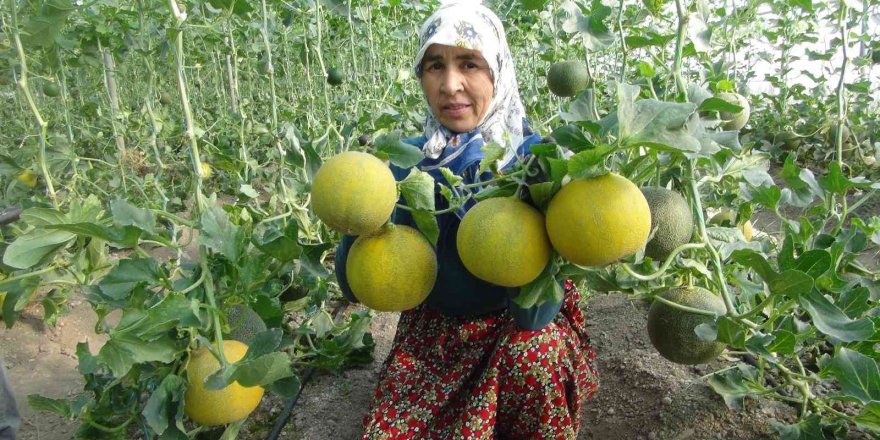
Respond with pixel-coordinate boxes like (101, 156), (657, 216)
(0, 207), (22, 226)
(266, 301), (350, 440)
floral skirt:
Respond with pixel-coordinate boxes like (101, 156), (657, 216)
(362, 280), (599, 439)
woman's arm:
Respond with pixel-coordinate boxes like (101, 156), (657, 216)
(334, 234), (359, 303)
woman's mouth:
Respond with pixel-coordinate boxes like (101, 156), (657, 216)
(442, 103), (470, 117)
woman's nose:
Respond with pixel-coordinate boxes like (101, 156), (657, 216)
(440, 70), (464, 95)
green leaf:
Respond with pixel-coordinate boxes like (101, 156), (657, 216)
(527, 182), (556, 208)
(439, 167), (462, 187)
(473, 182), (518, 201)
(2, 276), (39, 328)
(120, 293), (201, 339)
(243, 329), (284, 360)
(2, 229), (75, 269)
(20, 208), (68, 226)
(744, 332), (778, 362)
(399, 169), (435, 211)
(707, 364), (757, 410)
(22, 2), (76, 48)
(729, 250), (812, 298)
(854, 401), (880, 432)
(772, 415), (823, 440)
(567, 146), (614, 179)
(253, 221), (301, 262)
(143, 374), (186, 435)
(108, 332), (178, 365)
(694, 322), (719, 343)
(716, 316), (746, 348)
(616, 83), (701, 153)
(375, 132), (424, 169)
(768, 270), (813, 299)
(232, 352), (295, 387)
(409, 210), (440, 247)
(765, 330), (796, 355)
(550, 125), (592, 152)
(76, 342), (99, 375)
(110, 199), (156, 234)
(200, 205), (243, 261)
(547, 158), (568, 187)
(46, 223), (142, 247)
(839, 288), (871, 319)
(560, 3), (615, 51)
(298, 243), (333, 283)
(266, 376), (302, 399)
(398, 169), (439, 245)
(819, 161), (878, 194)
(792, 250), (832, 279)
(637, 61), (654, 78)
(239, 184), (259, 199)
(207, 0), (253, 15)
(560, 92), (600, 124)
(741, 183), (781, 210)
(511, 263), (560, 309)
(98, 257), (162, 300)
(521, 0), (548, 10)
(698, 97), (743, 113)
(730, 249), (776, 281)
(779, 155), (824, 206)
(27, 395), (80, 419)
(799, 289), (874, 343)
(686, 15), (711, 53)
(825, 348), (880, 404)
(478, 142), (506, 175)
(787, 0), (812, 10)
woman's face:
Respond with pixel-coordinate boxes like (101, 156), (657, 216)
(420, 44), (494, 134)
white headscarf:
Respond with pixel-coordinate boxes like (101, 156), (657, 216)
(414, 0), (528, 164)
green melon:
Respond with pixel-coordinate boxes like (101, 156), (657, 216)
(647, 287), (727, 365)
(327, 68), (344, 86)
(546, 61), (590, 98)
(226, 304), (267, 345)
(717, 92), (750, 131)
(640, 187), (694, 261)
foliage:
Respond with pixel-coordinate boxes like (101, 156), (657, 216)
(0, 0), (878, 437)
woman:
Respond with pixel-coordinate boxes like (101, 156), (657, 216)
(335, 2), (598, 438)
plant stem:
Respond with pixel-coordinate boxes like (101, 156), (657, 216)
(168, 0), (225, 363)
(617, 0), (628, 82)
(99, 42), (128, 194)
(260, 0), (278, 130)
(621, 243), (708, 281)
(672, 0), (688, 101)
(834, 1), (849, 166)
(6, 0), (58, 207)
(686, 161), (737, 315)
(55, 48), (74, 143)
(653, 295), (719, 317)
(0, 266), (60, 289)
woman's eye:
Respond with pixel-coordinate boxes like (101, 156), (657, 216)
(426, 62), (443, 71)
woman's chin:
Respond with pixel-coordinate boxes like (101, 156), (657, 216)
(439, 118), (479, 134)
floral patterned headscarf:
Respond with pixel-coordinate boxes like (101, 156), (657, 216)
(414, 0), (528, 163)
